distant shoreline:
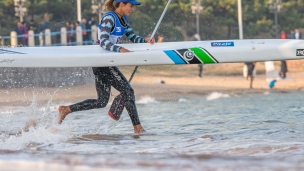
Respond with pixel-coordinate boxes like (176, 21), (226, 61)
(1, 71), (303, 107)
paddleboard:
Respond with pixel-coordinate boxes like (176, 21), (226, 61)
(1, 39), (304, 67)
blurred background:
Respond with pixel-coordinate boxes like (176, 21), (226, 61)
(0, 0), (304, 89)
(1, 2), (304, 170)
(1, 0), (304, 42)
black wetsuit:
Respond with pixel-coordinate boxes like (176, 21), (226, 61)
(69, 12), (145, 126)
(70, 67), (140, 126)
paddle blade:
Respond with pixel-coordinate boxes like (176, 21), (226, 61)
(108, 94), (124, 120)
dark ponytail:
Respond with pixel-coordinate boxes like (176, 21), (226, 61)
(104, 0), (119, 11)
(104, 0), (128, 11)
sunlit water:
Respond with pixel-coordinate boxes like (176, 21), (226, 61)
(0, 90), (303, 171)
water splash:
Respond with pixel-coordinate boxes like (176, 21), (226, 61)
(23, 90), (59, 131)
(91, 116), (124, 134)
(0, 90), (76, 150)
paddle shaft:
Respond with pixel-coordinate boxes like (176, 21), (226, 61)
(129, 0), (173, 82)
(150, 0), (173, 41)
(128, 66), (138, 82)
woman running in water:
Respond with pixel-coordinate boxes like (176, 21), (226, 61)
(58, 0), (155, 134)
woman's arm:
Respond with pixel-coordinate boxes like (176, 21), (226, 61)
(125, 25), (155, 44)
(99, 15), (122, 52)
(124, 26), (145, 43)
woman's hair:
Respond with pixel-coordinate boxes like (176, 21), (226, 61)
(104, 0), (127, 11)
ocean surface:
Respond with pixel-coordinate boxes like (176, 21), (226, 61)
(0, 89), (303, 171)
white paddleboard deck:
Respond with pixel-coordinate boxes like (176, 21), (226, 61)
(1, 39), (304, 67)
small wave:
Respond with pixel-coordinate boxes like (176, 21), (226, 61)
(263, 120), (286, 124)
(0, 124), (75, 150)
(0, 160), (107, 171)
(206, 92), (230, 101)
(178, 98), (187, 102)
(136, 96), (158, 104)
(200, 134), (229, 140)
(219, 142), (304, 156)
(264, 91), (270, 95)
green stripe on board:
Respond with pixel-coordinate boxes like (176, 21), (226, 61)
(189, 48), (216, 64)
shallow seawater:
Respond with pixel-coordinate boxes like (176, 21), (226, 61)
(0, 90), (303, 171)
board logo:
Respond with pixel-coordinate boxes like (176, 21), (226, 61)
(211, 42), (234, 47)
(296, 49), (304, 56)
(183, 50), (195, 61)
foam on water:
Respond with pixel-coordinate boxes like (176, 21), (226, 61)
(206, 91), (230, 101)
(178, 98), (187, 102)
(0, 124), (75, 151)
(136, 96), (158, 104)
(0, 106), (25, 115)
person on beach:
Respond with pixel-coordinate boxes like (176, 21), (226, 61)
(244, 62), (256, 89)
(269, 80), (276, 89)
(58, 0), (155, 134)
(280, 60), (288, 79)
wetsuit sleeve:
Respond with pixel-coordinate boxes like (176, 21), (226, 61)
(125, 25), (145, 43)
(99, 15), (122, 52)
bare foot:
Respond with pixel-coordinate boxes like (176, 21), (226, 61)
(133, 124), (146, 134)
(58, 106), (71, 124)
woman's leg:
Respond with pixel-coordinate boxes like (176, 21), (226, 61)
(69, 77), (111, 111)
(58, 67), (111, 124)
(107, 67), (141, 126)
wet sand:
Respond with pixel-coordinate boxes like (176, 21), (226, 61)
(1, 60), (304, 106)
(1, 68), (303, 106)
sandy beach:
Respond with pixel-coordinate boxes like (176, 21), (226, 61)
(1, 61), (303, 106)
